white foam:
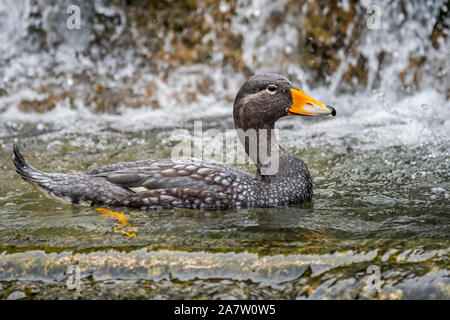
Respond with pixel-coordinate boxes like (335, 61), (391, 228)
(0, 0), (448, 152)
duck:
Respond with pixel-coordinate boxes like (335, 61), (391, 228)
(12, 73), (335, 210)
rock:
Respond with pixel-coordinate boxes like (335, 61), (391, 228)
(7, 290), (26, 300)
(0, 0), (447, 113)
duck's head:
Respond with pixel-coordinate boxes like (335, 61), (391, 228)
(233, 73), (335, 131)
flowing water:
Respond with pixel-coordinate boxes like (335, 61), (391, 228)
(0, 0), (449, 299)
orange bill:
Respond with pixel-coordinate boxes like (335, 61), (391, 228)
(287, 88), (336, 117)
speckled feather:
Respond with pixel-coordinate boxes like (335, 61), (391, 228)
(12, 74), (318, 210)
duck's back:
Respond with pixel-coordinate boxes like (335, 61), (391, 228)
(90, 157), (265, 210)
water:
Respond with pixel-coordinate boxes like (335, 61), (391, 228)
(0, 0), (449, 299)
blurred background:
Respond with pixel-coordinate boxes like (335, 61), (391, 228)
(0, 0), (448, 300)
(0, 0), (448, 113)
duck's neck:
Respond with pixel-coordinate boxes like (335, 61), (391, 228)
(235, 121), (294, 180)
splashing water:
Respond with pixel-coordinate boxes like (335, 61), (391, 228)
(0, 0), (448, 299)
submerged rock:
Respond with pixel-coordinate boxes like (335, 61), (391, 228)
(6, 290), (26, 300)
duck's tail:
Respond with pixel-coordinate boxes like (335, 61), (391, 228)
(12, 144), (48, 184)
(12, 144), (79, 204)
(12, 145), (133, 205)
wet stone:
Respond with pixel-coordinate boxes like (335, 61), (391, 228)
(7, 291), (26, 300)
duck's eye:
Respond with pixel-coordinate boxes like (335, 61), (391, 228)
(266, 84), (277, 95)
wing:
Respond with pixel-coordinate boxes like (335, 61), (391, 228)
(88, 158), (252, 193)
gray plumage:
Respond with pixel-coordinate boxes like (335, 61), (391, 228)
(12, 73), (335, 210)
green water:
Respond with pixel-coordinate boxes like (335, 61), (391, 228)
(0, 0), (448, 300)
(0, 119), (448, 299)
